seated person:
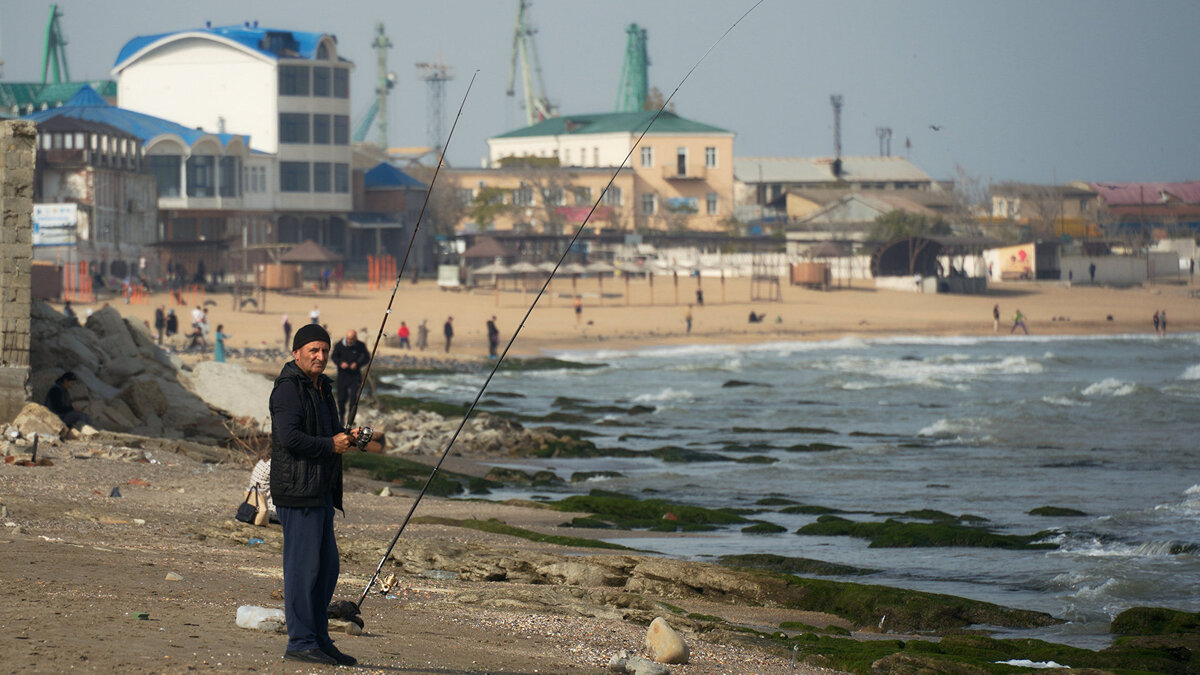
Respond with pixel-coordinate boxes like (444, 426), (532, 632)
(748, 311), (764, 323)
(247, 456), (277, 524)
(45, 372), (92, 429)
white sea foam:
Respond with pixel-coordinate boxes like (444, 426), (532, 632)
(995, 659), (1071, 669)
(1042, 395), (1089, 407)
(1082, 378), (1137, 397)
(633, 388), (694, 403)
(917, 417), (989, 437)
(1181, 364), (1200, 380)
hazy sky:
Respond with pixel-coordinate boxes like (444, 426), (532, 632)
(3, 0), (1197, 184)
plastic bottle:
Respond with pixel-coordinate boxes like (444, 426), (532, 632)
(236, 605), (286, 630)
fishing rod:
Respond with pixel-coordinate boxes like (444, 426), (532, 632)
(355, 1), (765, 609)
(345, 70), (479, 433)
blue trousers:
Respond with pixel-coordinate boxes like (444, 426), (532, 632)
(277, 502), (339, 652)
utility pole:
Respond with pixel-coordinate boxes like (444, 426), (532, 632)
(875, 127), (892, 157)
(830, 95), (843, 179)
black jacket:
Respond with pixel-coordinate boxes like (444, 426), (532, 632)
(269, 361), (344, 511)
(330, 338), (370, 380)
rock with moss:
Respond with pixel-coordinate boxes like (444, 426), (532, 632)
(549, 490), (748, 532)
(742, 522), (787, 534)
(1028, 505), (1088, 517)
(649, 446), (731, 463)
(1111, 607), (1200, 636)
(797, 515), (1056, 550)
(720, 553), (876, 577)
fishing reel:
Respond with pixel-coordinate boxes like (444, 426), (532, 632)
(355, 426), (373, 452)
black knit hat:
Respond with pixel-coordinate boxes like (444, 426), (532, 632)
(292, 324), (331, 351)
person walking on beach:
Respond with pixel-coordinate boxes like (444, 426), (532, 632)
(282, 314), (292, 352)
(166, 309), (178, 339)
(1153, 311), (1161, 337)
(416, 319), (429, 351)
(1160, 310), (1167, 336)
(213, 324), (231, 362)
(1011, 308), (1028, 334)
(269, 324), (363, 666)
(443, 316), (454, 353)
(573, 295), (583, 325)
(696, 287), (704, 307)
(685, 304), (694, 334)
(1089, 261), (1097, 283)
(309, 305), (320, 325)
(396, 322), (411, 349)
(992, 304), (1000, 332)
(330, 329), (369, 426)
(486, 315), (500, 359)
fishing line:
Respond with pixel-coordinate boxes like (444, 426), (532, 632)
(356, 0), (764, 608)
(345, 70), (479, 430)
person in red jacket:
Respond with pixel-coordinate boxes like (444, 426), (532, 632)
(396, 321), (411, 349)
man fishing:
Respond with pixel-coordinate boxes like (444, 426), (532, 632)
(269, 324), (368, 666)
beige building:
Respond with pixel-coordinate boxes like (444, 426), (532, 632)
(480, 111), (735, 232)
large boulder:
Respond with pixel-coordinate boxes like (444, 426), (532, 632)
(181, 361), (273, 427)
(10, 403), (67, 439)
(645, 617), (689, 665)
(118, 376), (171, 419)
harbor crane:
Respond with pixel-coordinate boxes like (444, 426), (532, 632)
(352, 23), (396, 147)
(614, 23), (648, 113)
(506, 0), (555, 126)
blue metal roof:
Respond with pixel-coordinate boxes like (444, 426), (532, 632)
(23, 85), (250, 148)
(364, 163), (427, 190)
(115, 25), (340, 69)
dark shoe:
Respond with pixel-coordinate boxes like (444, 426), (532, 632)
(284, 648), (337, 665)
(321, 644), (358, 666)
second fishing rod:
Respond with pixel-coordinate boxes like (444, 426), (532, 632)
(352, 1), (765, 609)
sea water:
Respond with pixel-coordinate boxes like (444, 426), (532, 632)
(382, 332), (1200, 647)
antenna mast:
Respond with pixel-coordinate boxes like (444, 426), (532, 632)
(371, 23), (395, 149)
(506, 0), (555, 126)
(875, 126), (892, 157)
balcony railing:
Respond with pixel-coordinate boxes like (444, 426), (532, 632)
(662, 164), (707, 180)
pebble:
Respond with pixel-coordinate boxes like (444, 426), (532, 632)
(165, 572), (183, 581)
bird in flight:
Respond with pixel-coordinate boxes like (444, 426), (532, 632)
(929, 125), (943, 131)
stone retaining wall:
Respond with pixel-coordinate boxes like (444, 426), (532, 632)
(0, 121), (35, 422)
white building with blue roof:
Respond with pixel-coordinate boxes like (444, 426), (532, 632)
(113, 23), (353, 248)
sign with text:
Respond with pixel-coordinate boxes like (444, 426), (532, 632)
(32, 203), (78, 247)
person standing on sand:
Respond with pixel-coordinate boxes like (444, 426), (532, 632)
(1160, 310), (1167, 336)
(269, 324), (364, 667)
(486, 315), (500, 359)
(993, 304), (1000, 332)
(396, 322), (411, 349)
(213, 324), (231, 362)
(573, 295), (583, 325)
(154, 306), (165, 344)
(685, 304), (693, 334)
(282, 314), (292, 352)
(1153, 311), (1161, 337)
(166, 309), (178, 339)
(1011, 309), (1028, 335)
(443, 316), (454, 353)
(416, 319), (429, 351)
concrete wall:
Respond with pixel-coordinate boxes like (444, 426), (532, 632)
(1060, 253), (1182, 285)
(0, 121), (35, 421)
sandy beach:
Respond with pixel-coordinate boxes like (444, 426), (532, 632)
(69, 276), (1200, 363)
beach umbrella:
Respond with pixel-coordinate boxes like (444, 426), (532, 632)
(561, 262), (587, 294)
(509, 261), (540, 293)
(537, 261), (558, 304)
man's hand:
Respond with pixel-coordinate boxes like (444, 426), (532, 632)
(332, 432), (354, 454)
(340, 361), (350, 370)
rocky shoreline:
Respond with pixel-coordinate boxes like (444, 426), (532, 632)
(5, 301), (1199, 673)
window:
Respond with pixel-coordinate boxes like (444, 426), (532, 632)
(334, 163), (349, 193)
(333, 115), (350, 145)
(280, 161), (310, 192)
(279, 113), (309, 143)
(312, 114), (331, 144)
(456, 188), (474, 205)
(149, 155), (181, 197)
(676, 147), (688, 177)
(705, 146), (717, 168)
(706, 192), (718, 215)
(312, 66), (331, 96)
(640, 147), (653, 168)
(333, 68), (349, 98)
(602, 186), (622, 206)
(187, 155), (215, 197)
(219, 156), (240, 197)
(312, 162), (332, 192)
(317, 43), (330, 60)
(513, 184), (534, 206)
(593, 147), (600, 166)
(573, 187), (592, 205)
(546, 187), (564, 206)
(641, 193), (656, 215)
(278, 65), (310, 96)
